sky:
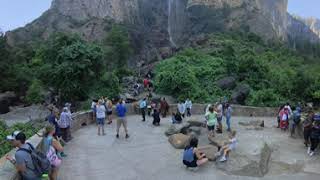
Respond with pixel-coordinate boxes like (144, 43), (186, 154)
(0, 0), (320, 32)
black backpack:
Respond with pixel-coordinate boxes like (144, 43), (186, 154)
(18, 142), (51, 176)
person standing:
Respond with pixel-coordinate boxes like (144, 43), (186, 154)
(178, 101), (186, 118)
(152, 109), (161, 126)
(91, 99), (98, 121)
(308, 120), (320, 156)
(205, 106), (217, 137)
(303, 111), (315, 147)
(58, 107), (72, 142)
(216, 102), (223, 133)
(96, 100), (106, 136)
(160, 97), (169, 118)
(42, 125), (63, 180)
(185, 98), (192, 117)
(106, 98), (113, 124)
(116, 99), (129, 139)
(225, 103), (232, 132)
(140, 98), (147, 122)
(6, 131), (43, 180)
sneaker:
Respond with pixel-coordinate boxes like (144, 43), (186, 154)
(307, 147), (311, 154)
(60, 152), (68, 158)
(309, 151), (314, 157)
(116, 134), (119, 138)
(219, 156), (227, 162)
(125, 134), (130, 139)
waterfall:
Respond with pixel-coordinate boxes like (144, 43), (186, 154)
(168, 0), (177, 47)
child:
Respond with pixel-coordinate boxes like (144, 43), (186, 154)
(205, 106), (217, 137)
(219, 130), (237, 162)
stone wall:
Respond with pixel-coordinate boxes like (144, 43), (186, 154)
(0, 111), (94, 180)
(127, 103), (278, 117)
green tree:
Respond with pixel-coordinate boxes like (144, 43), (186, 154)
(26, 79), (44, 104)
(36, 33), (104, 101)
(103, 25), (132, 69)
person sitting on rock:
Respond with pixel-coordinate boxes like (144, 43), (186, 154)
(219, 130), (237, 162)
(183, 137), (208, 168)
(175, 111), (183, 124)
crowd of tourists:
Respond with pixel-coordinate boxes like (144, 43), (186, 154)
(5, 93), (320, 178)
(5, 103), (73, 180)
(182, 100), (236, 168)
(277, 103), (320, 157)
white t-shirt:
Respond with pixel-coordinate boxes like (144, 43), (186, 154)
(96, 105), (106, 119)
(91, 102), (96, 109)
(217, 104), (223, 117)
(228, 138), (237, 150)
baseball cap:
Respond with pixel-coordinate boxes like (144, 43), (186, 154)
(6, 131), (22, 141)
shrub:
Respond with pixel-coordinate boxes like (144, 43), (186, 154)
(25, 79), (44, 104)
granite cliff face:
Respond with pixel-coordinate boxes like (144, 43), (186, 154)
(292, 16), (320, 39)
(5, 0), (320, 64)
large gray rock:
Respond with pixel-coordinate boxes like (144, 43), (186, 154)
(168, 133), (190, 149)
(198, 145), (218, 161)
(208, 133), (229, 148)
(216, 77), (236, 90)
(189, 126), (202, 135)
(0, 91), (18, 114)
(187, 119), (205, 127)
(231, 84), (251, 105)
(165, 122), (191, 136)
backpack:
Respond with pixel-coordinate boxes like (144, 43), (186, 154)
(18, 143), (51, 176)
(183, 148), (194, 162)
(45, 138), (62, 167)
(293, 111), (301, 124)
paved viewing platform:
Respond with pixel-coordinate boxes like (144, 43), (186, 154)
(58, 115), (320, 180)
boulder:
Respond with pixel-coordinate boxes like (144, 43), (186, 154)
(216, 76), (236, 90)
(198, 145), (218, 161)
(168, 133), (190, 149)
(187, 119), (205, 127)
(0, 99), (10, 114)
(164, 122), (191, 136)
(189, 126), (202, 135)
(208, 133), (229, 148)
(165, 125), (178, 136)
(259, 143), (272, 175)
(231, 84), (250, 105)
(0, 91), (18, 114)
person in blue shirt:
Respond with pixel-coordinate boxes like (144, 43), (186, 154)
(116, 99), (129, 139)
(139, 98), (147, 122)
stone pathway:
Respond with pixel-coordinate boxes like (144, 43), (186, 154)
(58, 115), (320, 180)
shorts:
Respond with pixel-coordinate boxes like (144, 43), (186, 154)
(107, 111), (112, 115)
(207, 125), (215, 131)
(96, 118), (105, 125)
(183, 160), (197, 167)
(217, 117), (223, 122)
(117, 117), (128, 128)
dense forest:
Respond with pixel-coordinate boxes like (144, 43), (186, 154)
(1, 29), (320, 107)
